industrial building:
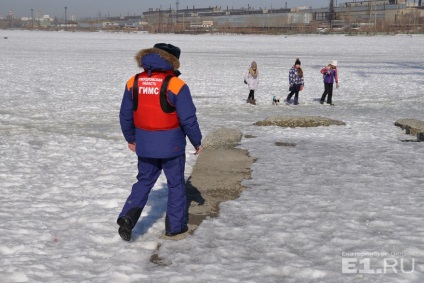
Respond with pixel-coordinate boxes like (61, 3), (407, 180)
(142, 0), (424, 33)
(1, 0), (423, 33)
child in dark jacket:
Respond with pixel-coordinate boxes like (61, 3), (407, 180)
(286, 58), (304, 105)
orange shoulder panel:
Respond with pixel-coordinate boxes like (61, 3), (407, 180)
(168, 77), (186, 95)
(126, 75), (136, 91)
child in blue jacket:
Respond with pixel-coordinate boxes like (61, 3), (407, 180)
(320, 60), (339, 105)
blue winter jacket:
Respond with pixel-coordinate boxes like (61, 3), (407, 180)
(119, 48), (202, 159)
(321, 67), (339, 84)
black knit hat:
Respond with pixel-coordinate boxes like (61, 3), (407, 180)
(154, 43), (181, 59)
(295, 58), (301, 65)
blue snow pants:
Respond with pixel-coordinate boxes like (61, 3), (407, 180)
(118, 154), (187, 234)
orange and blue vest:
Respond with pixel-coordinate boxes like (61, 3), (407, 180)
(120, 51), (202, 159)
(128, 71), (185, 131)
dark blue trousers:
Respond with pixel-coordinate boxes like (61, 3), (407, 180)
(118, 154), (187, 234)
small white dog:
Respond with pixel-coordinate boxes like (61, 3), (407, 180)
(272, 96), (281, 105)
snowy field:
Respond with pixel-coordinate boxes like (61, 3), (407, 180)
(1, 30), (424, 283)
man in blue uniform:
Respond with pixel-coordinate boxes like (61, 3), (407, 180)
(117, 43), (203, 241)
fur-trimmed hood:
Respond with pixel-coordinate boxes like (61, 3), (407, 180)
(135, 47), (180, 70)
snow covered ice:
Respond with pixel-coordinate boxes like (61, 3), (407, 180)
(1, 30), (424, 282)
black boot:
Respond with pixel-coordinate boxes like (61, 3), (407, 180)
(286, 93), (293, 104)
(117, 216), (133, 241)
(165, 226), (189, 237)
(164, 214), (188, 236)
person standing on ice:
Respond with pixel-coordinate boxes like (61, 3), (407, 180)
(117, 43), (203, 241)
(320, 60), (339, 106)
(244, 61), (259, 105)
(286, 58), (304, 105)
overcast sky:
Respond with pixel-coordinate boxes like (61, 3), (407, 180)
(0, 0), (348, 18)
